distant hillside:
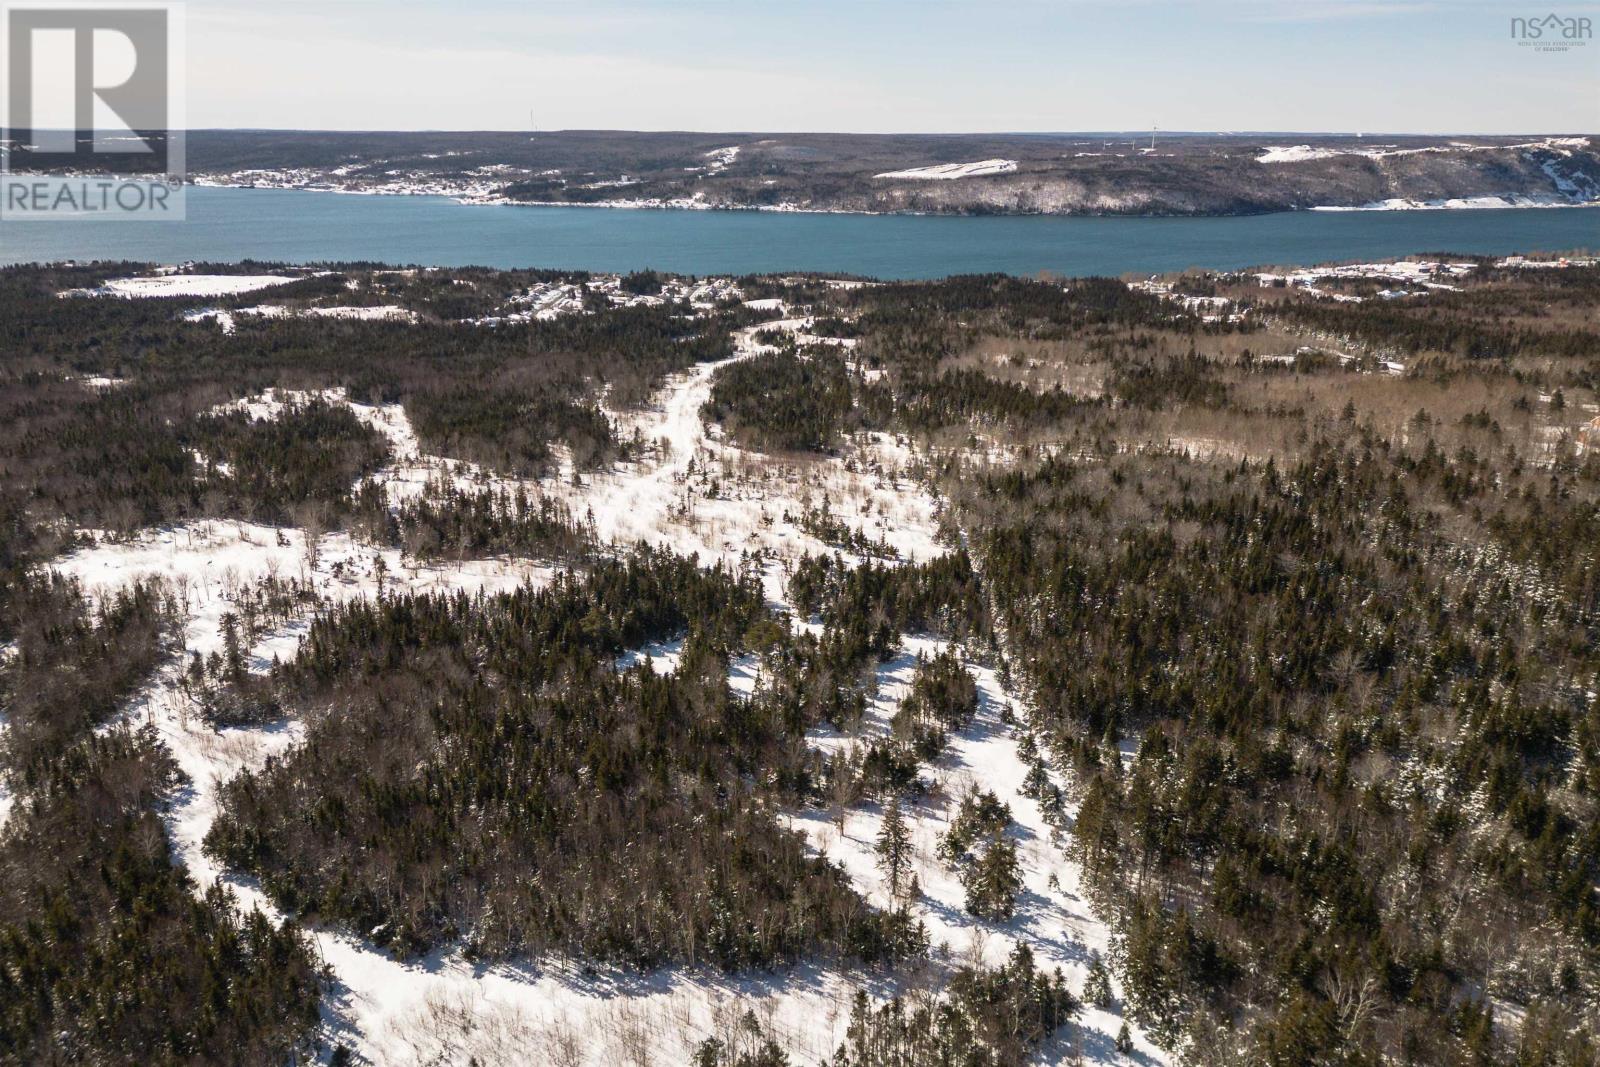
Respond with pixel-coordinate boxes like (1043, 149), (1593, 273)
(162, 129), (1600, 216)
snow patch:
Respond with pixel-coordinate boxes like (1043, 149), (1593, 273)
(874, 159), (1018, 180)
(74, 273), (301, 299)
(1311, 193), (1587, 211)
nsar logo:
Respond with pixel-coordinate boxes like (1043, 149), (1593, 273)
(1511, 12), (1592, 51)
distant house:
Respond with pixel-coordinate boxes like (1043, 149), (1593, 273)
(1581, 416), (1600, 452)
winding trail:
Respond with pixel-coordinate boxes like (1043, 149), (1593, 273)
(42, 305), (1167, 1065)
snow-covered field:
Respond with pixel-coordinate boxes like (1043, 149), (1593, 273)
(874, 159), (1019, 180)
(34, 302), (1165, 1065)
(1255, 144), (1352, 164)
(69, 273), (302, 299)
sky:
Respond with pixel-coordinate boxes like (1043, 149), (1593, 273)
(181, 0), (1598, 133)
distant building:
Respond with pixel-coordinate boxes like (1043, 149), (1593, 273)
(1581, 416), (1600, 452)
(1578, 416), (1600, 452)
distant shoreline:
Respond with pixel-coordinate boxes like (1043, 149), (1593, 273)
(188, 178), (1600, 220)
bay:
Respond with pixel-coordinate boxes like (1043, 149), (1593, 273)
(0, 186), (1593, 278)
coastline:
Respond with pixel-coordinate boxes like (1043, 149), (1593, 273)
(188, 177), (1600, 220)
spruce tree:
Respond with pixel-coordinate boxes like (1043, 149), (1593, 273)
(876, 796), (913, 899)
(963, 832), (1020, 921)
(1084, 950), (1113, 1009)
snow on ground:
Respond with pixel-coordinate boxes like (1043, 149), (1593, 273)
(31, 301), (1164, 1065)
(473, 281), (586, 325)
(1541, 157), (1599, 200)
(615, 636), (686, 675)
(194, 167), (512, 202)
(1256, 144), (1348, 163)
(210, 386), (421, 463)
(1496, 254), (1598, 269)
(1259, 135), (1593, 167)
(1150, 435), (1252, 462)
(1311, 193), (1586, 211)
(1255, 258), (1476, 301)
(1128, 280), (1247, 323)
(506, 317), (945, 580)
(185, 303), (417, 333)
(306, 304), (419, 323)
(69, 374), (130, 390)
(700, 146), (741, 174)
(71, 273), (302, 299)
(874, 159), (1018, 180)
(785, 633), (1167, 1063)
(473, 276), (741, 327)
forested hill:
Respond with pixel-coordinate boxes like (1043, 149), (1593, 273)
(79, 129), (1600, 214)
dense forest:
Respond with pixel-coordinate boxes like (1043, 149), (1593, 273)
(0, 262), (753, 1064)
(0, 258), (1596, 1064)
(204, 549), (923, 967)
(713, 266), (1600, 1063)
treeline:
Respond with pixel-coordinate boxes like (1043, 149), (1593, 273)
(404, 387), (616, 474)
(704, 349), (866, 453)
(206, 547), (923, 967)
(1275, 277), (1600, 363)
(966, 440), (1599, 1062)
(0, 574), (177, 781)
(0, 264), (734, 547)
(188, 398), (392, 524)
(788, 550), (990, 654)
(0, 579), (322, 1065)
(694, 944), (1077, 1067)
(353, 480), (595, 563)
(791, 505), (899, 560)
(827, 945), (1076, 1067)
(844, 274), (1176, 347)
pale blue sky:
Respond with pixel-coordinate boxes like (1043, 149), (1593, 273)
(186, 0), (1598, 132)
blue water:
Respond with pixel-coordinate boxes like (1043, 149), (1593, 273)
(0, 186), (1594, 278)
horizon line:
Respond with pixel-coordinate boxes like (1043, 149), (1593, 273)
(172, 128), (1598, 138)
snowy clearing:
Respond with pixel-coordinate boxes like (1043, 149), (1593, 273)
(72, 273), (303, 299)
(1258, 135), (1592, 166)
(874, 159), (1018, 180)
(1255, 258), (1476, 302)
(1255, 144), (1349, 163)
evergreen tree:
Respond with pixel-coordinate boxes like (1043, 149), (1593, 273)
(962, 832), (1021, 921)
(875, 796), (913, 900)
(220, 610), (245, 682)
(1085, 950), (1114, 1009)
